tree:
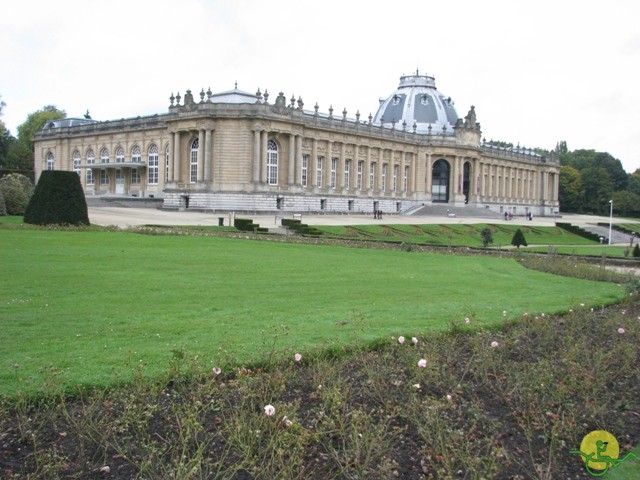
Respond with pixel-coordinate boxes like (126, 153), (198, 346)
(480, 227), (493, 247)
(0, 173), (34, 215)
(24, 171), (89, 225)
(559, 165), (584, 212)
(627, 174), (640, 197)
(511, 228), (527, 249)
(0, 95), (6, 138)
(15, 105), (66, 173)
(555, 140), (568, 154)
(580, 167), (613, 214)
(594, 152), (627, 191)
(612, 190), (640, 216)
(17, 105), (66, 153)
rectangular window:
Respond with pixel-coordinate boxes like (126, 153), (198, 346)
(301, 155), (308, 187)
(393, 165), (398, 192)
(86, 155), (94, 185)
(357, 161), (363, 190)
(100, 170), (109, 185)
(131, 169), (140, 185)
(148, 152), (159, 185)
(267, 150), (278, 185)
(165, 151), (170, 183)
(73, 159), (81, 176)
(316, 156), (323, 188)
(330, 158), (337, 189)
(190, 149), (198, 183)
(344, 160), (351, 190)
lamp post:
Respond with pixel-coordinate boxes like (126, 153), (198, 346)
(608, 199), (613, 245)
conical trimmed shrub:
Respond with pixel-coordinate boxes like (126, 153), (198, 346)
(24, 171), (89, 225)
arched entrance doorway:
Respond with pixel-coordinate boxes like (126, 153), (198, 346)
(432, 159), (450, 203)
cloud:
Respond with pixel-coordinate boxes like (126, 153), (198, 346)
(2, 0), (639, 172)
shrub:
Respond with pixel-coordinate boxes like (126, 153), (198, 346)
(480, 227), (493, 247)
(633, 244), (640, 258)
(234, 218), (268, 233)
(511, 228), (527, 249)
(24, 171), (89, 225)
(281, 218), (324, 236)
(0, 189), (6, 216)
(0, 173), (34, 215)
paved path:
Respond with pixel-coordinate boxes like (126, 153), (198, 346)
(87, 207), (640, 245)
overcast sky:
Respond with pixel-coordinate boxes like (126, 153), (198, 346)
(2, 0), (639, 172)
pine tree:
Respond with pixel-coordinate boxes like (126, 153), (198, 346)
(511, 228), (528, 249)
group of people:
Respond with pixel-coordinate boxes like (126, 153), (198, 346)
(504, 211), (534, 221)
(373, 210), (384, 219)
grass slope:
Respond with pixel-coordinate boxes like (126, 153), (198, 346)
(0, 229), (625, 397)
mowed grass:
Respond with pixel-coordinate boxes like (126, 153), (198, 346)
(0, 228), (625, 397)
(317, 223), (599, 247)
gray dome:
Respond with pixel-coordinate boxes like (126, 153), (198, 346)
(373, 71), (459, 134)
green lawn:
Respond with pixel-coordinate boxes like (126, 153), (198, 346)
(0, 228), (625, 397)
(318, 223), (599, 247)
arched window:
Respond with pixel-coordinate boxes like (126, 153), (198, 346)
(131, 146), (141, 163)
(431, 159), (450, 203)
(115, 147), (124, 163)
(165, 146), (170, 183)
(190, 138), (199, 183)
(100, 148), (109, 164)
(46, 152), (55, 170)
(148, 144), (159, 184)
(72, 150), (81, 176)
(267, 139), (278, 185)
(86, 149), (95, 185)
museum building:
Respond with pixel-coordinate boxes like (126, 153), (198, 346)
(33, 71), (560, 216)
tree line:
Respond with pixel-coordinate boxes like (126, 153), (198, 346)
(0, 95), (65, 179)
(556, 141), (639, 216)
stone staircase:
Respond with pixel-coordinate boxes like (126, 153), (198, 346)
(409, 204), (504, 219)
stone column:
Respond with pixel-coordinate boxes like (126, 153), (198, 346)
(294, 136), (302, 186)
(424, 153), (432, 195)
(173, 131), (181, 183)
(365, 147), (372, 191)
(377, 149), (384, 193)
(339, 143), (346, 190)
(488, 164), (494, 199)
(168, 132), (175, 181)
(325, 140), (332, 188)
(197, 129), (205, 182)
(204, 129), (212, 182)
(311, 138), (318, 188)
(260, 131), (268, 183)
(288, 134), (296, 186)
(398, 152), (405, 195)
(252, 130), (260, 183)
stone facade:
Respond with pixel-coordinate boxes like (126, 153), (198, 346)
(34, 75), (560, 216)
